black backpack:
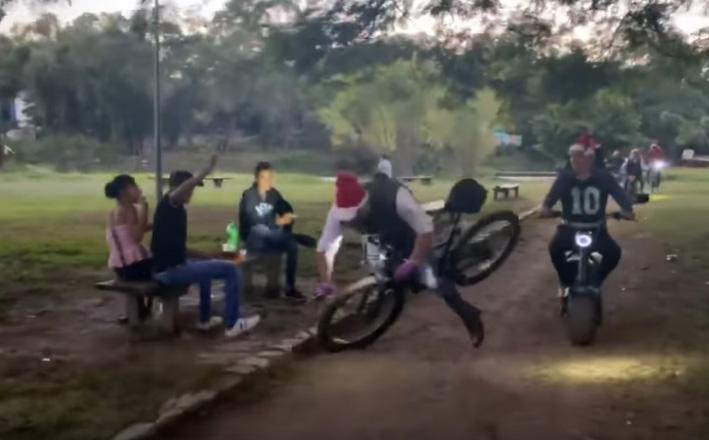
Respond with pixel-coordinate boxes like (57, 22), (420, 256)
(444, 178), (488, 214)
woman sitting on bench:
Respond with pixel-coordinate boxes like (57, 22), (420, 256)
(105, 175), (153, 319)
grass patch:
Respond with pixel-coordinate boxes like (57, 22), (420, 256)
(640, 168), (709, 271)
(0, 355), (220, 440)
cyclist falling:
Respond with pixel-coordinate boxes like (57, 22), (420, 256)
(314, 172), (485, 347)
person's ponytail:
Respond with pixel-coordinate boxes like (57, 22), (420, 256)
(105, 180), (119, 199)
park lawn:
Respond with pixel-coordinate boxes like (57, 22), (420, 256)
(630, 168), (709, 403)
(0, 170), (546, 316)
(639, 168), (709, 272)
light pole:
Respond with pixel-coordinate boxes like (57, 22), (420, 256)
(153, 0), (163, 203)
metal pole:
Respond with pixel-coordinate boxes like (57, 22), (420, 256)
(153, 0), (163, 203)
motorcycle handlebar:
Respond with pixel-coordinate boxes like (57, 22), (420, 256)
(545, 210), (629, 221)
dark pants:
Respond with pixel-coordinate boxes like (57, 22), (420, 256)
(114, 259), (153, 320)
(246, 224), (298, 290)
(114, 259), (153, 281)
(549, 226), (622, 287)
(155, 260), (240, 327)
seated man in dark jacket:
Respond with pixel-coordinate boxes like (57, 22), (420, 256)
(239, 162), (304, 300)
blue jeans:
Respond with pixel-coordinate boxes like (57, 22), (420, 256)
(246, 224), (298, 289)
(155, 260), (240, 328)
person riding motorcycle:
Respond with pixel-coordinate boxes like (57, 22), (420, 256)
(646, 141), (666, 188)
(541, 144), (634, 296)
(647, 141), (665, 165)
(606, 150), (624, 176)
(314, 172), (485, 347)
(622, 148), (644, 194)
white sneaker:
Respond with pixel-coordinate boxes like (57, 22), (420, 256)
(225, 315), (261, 338)
(557, 287), (570, 298)
(196, 316), (223, 332)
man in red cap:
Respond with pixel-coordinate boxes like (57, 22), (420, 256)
(314, 171), (485, 347)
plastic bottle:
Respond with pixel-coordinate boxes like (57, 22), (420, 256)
(224, 222), (240, 252)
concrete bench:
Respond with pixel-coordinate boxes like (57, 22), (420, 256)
(400, 175), (434, 186)
(204, 177), (233, 188)
(148, 175), (233, 188)
(493, 184), (520, 200)
(240, 254), (283, 296)
(95, 280), (189, 334)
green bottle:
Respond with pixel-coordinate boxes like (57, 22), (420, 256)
(224, 222), (239, 252)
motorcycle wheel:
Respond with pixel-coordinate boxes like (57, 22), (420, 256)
(448, 210), (521, 287)
(565, 295), (598, 346)
(317, 278), (405, 353)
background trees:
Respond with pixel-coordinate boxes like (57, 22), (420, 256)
(1, 0), (708, 173)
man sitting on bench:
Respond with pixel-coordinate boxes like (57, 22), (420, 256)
(152, 155), (260, 338)
(238, 162), (313, 301)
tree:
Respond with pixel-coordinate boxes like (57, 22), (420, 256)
(319, 59), (501, 175)
(531, 88), (643, 156)
(325, 0), (704, 52)
(318, 59), (445, 173)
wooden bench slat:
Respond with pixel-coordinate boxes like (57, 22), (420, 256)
(95, 280), (189, 298)
(95, 280), (159, 296)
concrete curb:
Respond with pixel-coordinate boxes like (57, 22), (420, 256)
(519, 207), (539, 221)
(112, 326), (318, 440)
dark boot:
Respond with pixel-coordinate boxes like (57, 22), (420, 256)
(443, 294), (485, 348)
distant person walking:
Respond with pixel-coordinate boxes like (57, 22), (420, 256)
(0, 144), (14, 169)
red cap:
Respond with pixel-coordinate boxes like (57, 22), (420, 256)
(335, 173), (366, 208)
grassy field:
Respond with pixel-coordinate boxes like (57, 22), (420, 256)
(639, 168), (709, 271)
(0, 168), (546, 313)
(1, 166), (707, 440)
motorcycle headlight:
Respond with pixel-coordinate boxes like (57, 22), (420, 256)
(575, 232), (593, 248)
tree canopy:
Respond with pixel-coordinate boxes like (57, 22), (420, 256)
(1, 0), (708, 173)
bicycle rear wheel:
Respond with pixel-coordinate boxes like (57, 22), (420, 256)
(317, 278), (406, 352)
(447, 210), (521, 286)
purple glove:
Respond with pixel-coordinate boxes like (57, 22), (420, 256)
(314, 283), (335, 300)
(394, 260), (419, 283)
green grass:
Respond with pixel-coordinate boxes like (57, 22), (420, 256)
(0, 354), (220, 440)
(639, 168), (709, 271)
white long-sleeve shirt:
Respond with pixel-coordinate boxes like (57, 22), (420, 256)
(317, 187), (434, 256)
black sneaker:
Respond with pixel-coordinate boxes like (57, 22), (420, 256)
(292, 233), (317, 249)
(462, 310), (485, 348)
(284, 288), (307, 303)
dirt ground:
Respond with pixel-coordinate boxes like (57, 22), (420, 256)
(161, 220), (709, 440)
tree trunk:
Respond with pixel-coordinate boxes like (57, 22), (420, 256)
(394, 128), (416, 176)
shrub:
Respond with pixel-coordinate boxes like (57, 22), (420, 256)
(11, 134), (121, 172)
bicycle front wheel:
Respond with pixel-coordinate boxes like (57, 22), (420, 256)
(317, 277), (406, 353)
(447, 210), (521, 286)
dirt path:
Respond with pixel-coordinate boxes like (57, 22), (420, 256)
(162, 221), (709, 440)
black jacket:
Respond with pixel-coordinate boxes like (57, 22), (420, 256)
(238, 185), (292, 241)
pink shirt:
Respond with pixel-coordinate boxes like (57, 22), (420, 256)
(106, 223), (150, 268)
